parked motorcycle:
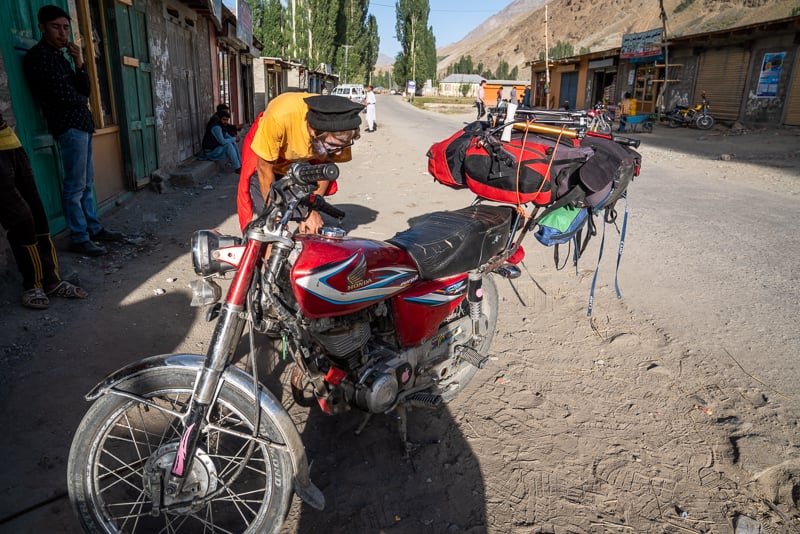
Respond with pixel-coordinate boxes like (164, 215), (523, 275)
(586, 103), (613, 134)
(66, 161), (513, 532)
(66, 122), (639, 531)
(666, 90), (714, 130)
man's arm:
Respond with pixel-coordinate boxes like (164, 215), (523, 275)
(256, 157), (328, 234)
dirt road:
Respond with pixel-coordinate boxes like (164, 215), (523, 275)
(0, 95), (798, 533)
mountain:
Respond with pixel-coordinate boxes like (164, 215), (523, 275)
(437, 0), (797, 77)
(376, 53), (395, 67)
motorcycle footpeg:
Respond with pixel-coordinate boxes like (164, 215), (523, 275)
(496, 262), (521, 279)
(405, 392), (443, 408)
(456, 345), (490, 369)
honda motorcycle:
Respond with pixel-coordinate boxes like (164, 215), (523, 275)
(666, 90), (714, 130)
(66, 161), (520, 533)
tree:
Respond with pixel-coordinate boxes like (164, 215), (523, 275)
(335, 0), (373, 84)
(306, 0), (340, 69)
(249, 0), (285, 57)
(395, 0), (436, 90)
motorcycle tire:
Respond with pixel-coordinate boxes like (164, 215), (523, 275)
(695, 114), (715, 130)
(668, 118), (682, 128)
(67, 368), (293, 534)
(597, 121), (613, 135)
(434, 274), (499, 402)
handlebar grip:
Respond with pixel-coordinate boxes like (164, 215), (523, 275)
(292, 163), (340, 185)
(612, 135), (641, 149)
(309, 194), (346, 219)
(319, 203), (346, 220)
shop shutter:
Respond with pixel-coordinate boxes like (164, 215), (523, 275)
(696, 48), (750, 121)
(785, 62), (800, 126)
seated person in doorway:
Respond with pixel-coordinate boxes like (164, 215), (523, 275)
(202, 110), (241, 172)
(618, 92), (634, 133)
(216, 103), (242, 139)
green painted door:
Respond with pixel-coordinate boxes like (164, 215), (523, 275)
(105, 0), (157, 188)
(0, 0), (69, 232)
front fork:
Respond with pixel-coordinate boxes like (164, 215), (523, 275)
(165, 233), (276, 497)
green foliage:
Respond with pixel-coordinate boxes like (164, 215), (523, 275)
(536, 41), (575, 61)
(674, 0), (695, 14)
(579, 46), (591, 55)
(460, 83), (470, 97)
(248, 0), (380, 84)
(791, 6), (800, 16)
(249, 0), (286, 57)
(395, 0), (437, 89)
(442, 55), (521, 80)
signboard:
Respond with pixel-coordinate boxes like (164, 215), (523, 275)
(756, 52), (785, 98)
(236, 0), (253, 48)
(210, 0), (222, 27)
(407, 80), (416, 95)
(620, 28), (663, 62)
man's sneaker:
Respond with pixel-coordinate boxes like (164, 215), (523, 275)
(70, 240), (108, 257)
(90, 228), (125, 242)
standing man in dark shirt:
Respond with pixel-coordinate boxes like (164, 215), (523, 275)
(23, 5), (123, 257)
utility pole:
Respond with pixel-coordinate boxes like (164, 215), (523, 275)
(545, 4), (550, 109)
(341, 44), (353, 84)
(657, 0), (669, 119)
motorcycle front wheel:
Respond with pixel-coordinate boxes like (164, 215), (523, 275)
(67, 368), (293, 534)
(695, 114), (715, 130)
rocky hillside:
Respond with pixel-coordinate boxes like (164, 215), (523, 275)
(437, 0), (797, 77)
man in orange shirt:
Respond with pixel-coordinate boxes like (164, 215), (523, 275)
(237, 93), (363, 233)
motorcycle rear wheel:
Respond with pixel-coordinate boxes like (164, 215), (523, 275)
(434, 274), (499, 402)
(67, 368), (293, 534)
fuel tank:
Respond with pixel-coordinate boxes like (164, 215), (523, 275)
(291, 235), (420, 318)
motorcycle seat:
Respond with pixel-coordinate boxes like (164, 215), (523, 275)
(388, 205), (514, 280)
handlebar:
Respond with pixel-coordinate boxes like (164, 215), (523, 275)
(287, 162), (340, 185)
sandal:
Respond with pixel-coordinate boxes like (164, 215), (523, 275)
(45, 280), (89, 299)
(22, 288), (50, 309)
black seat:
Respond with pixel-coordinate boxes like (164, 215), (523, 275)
(388, 205), (514, 280)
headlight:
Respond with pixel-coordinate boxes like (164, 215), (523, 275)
(191, 230), (243, 275)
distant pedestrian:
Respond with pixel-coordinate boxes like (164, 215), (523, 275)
(23, 4), (124, 257)
(364, 85), (377, 132)
(0, 113), (88, 309)
(522, 85), (531, 108)
(496, 87), (503, 108)
(475, 80), (486, 120)
(510, 86), (518, 104)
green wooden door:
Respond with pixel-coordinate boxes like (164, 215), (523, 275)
(0, 0), (69, 232)
(105, 0), (157, 188)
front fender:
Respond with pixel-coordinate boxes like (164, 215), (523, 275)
(85, 353), (324, 511)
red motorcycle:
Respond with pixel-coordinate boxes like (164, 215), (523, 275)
(66, 162), (517, 532)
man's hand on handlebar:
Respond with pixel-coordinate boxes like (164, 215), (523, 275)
(298, 211), (324, 234)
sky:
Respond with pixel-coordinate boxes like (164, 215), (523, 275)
(368, 0), (515, 58)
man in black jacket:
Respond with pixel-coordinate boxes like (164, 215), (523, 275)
(23, 5), (123, 256)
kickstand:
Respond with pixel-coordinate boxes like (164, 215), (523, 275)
(396, 404), (440, 464)
(354, 412), (372, 436)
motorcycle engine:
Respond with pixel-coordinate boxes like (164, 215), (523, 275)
(309, 314), (417, 414)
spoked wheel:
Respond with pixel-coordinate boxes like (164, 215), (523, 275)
(430, 274), (499, 401)
(696, 114), (715, 130)
(67, 369), (293, 533)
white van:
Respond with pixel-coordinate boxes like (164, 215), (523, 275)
(330, 84), (366, 104)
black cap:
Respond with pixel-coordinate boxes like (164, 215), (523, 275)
(304, 95), (363, 132)
(38, 5), (71, 25)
